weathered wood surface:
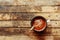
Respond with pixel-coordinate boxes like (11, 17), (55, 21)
(0, 5), (59, 12)
(0, 7), (60, 40)
(0, 36), (59, 40)
(0, 0), (60, 5)
(0, 35), (59, 40)
(0, 21), (60, 27)
(0, 27), (60, 40)
(0, 27), (60, 36)
(0, 13), (60, 21)
(0, 0), (60, 40)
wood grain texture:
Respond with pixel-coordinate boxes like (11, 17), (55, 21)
(0, 13), (60, 21)
(0, 36), (55, 40)
(0, 27), (60, 36)
(0, 0), (60, 40)
(0, 36), (60, 40)
(0, 0), (60, 5)
(0, 21), (60, 27)
(0, 5), (59, 12)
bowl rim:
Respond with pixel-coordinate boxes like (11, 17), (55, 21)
(31, 16), (47, 32)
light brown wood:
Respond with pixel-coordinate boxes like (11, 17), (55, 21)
(0, 0), (60, 5)
(0, 5), (60, 12)
(0, 13), (60, 20)
(0, 36), (55, 40)
(0, 35), (60, 40)
(0, 21), (60, 27)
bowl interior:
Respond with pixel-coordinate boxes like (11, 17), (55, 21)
(31, 16), (47, 32)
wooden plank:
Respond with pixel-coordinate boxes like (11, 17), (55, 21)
(0, 5), (59, 12)
(4, 36), (55, 40)
(0, 35), (54, 40)
(0, 36), (55, 40)
(16, 0), (60, 5)
(0, 35), (60, 40)
(7, 6), (57, 13)
(0, 0), (60, 5)
(0, 27), (60, 36)
(0, 21), (60, 27)
(0, 13), (60, 21)
(0, 5), (60, 12)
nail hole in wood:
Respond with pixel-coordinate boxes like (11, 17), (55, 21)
(56, 15), (58, 17)
(48, 15), (50, 17)
(56, 23), (57, 24)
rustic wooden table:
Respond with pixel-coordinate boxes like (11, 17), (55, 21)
(0, 0), (60, 40)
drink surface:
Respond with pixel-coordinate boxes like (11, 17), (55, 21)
(33, 19), (46, 31)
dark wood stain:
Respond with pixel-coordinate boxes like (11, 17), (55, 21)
(0, 27), (53, 36)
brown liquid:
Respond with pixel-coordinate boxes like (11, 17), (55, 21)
(33, 19), (46, 30)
